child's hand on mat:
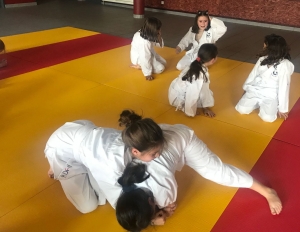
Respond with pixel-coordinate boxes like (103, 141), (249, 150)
(278, 111), (288, 120)
(163, 202), (177, 216)
(48, 168), (54, 178)
(203, 108), (216, 118)
(151, 210), (167, 225)
(175, 46), (181, 54)
(197, 108), (216, 118)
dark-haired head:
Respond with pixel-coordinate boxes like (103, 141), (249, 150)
(192, 10), (211, 33)
(182, 43), (218, 83)
(119, 110), (165, 162)
(140, 17), (162, 43)
(116, 163), (154, 232)
(0, 39), (5, 52)
(258, 34), (291, 66)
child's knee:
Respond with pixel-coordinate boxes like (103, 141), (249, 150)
(258, 112), (277, 123)
(77, 202), (98, 214)
(176, 62), (185, 71)
(154, 64), (165, 74)
(235, 104), (253, 114)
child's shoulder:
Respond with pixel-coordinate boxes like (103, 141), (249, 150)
(258, 56), (267, 62)
(279, 59), (294, 72)
(280, 59), (293, 65)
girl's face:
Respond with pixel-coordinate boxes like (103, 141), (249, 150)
(206, 57), (218, 67)
(197, 16), (209, 31)
(263, 43), (267, 49)
(158, 28), (162, 35)
(131, 146), (162, 162)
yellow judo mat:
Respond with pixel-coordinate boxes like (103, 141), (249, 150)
(0, 27), (300, 232)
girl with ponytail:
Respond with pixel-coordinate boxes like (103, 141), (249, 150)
(116, 162), (172, 232)
(169, 43), (218, 117)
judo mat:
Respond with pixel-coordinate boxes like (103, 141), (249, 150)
(0, 27), (300, 232)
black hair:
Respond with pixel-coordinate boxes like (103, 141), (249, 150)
(182, 43), (218, 83)
(118, 110), (165, 152)
(191, 10), (211, 34)
(116, 163), (153, 232)
(139, 17), (162, 43)
(0, 39), (5, 52)
(257, 34), (291, 66)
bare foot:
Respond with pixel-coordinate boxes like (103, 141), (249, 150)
(266, 189), (282, 215)
(48, 168), (54, 178)
(250, 179), (282, 215)
(130, 64), (141, 70)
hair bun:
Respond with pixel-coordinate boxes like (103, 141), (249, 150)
(118, 110), (142, 128)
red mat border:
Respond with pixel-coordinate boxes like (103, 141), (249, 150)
(211, 98), (300, 232)
(0, 33), (131, 80)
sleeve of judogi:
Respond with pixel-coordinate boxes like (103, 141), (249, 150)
(278, 60), (294, 113)
(210, 17), (227, 42)
(184, 130), (253, 188)
(140, 39), (153, 76)
(177, 27), (194, 51)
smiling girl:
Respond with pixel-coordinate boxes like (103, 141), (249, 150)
(175, 10), (227, 70)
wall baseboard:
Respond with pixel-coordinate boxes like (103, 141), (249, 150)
(5, 2), (37, 8)
(104, 2), (300, 32)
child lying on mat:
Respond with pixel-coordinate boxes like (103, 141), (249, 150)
(0, 39), (7, 68)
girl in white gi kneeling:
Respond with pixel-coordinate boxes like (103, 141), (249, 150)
(130, 17), (166, 81)
(175, 10), (226, 70)
(169, 43), (218, 117)
(235, 34), (294, 122)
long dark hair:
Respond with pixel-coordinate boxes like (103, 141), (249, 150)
(191, 10), (211, 33)
(139, 17), (162, 43)
(182, 43), (218, 83)
(118, 110), (165, 152)
(116, 163), (153, 232)
(257, 34), (291, 66)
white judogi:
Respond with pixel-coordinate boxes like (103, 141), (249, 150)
(130, 31), (166, 76)
(235, 57), (294, 122)
(176, 18), (227, 70)
(45, 121), (253, 212)
(168, 66), (214, 117)
(135, 124), (253, 208)
(45, 120), (130, 212)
